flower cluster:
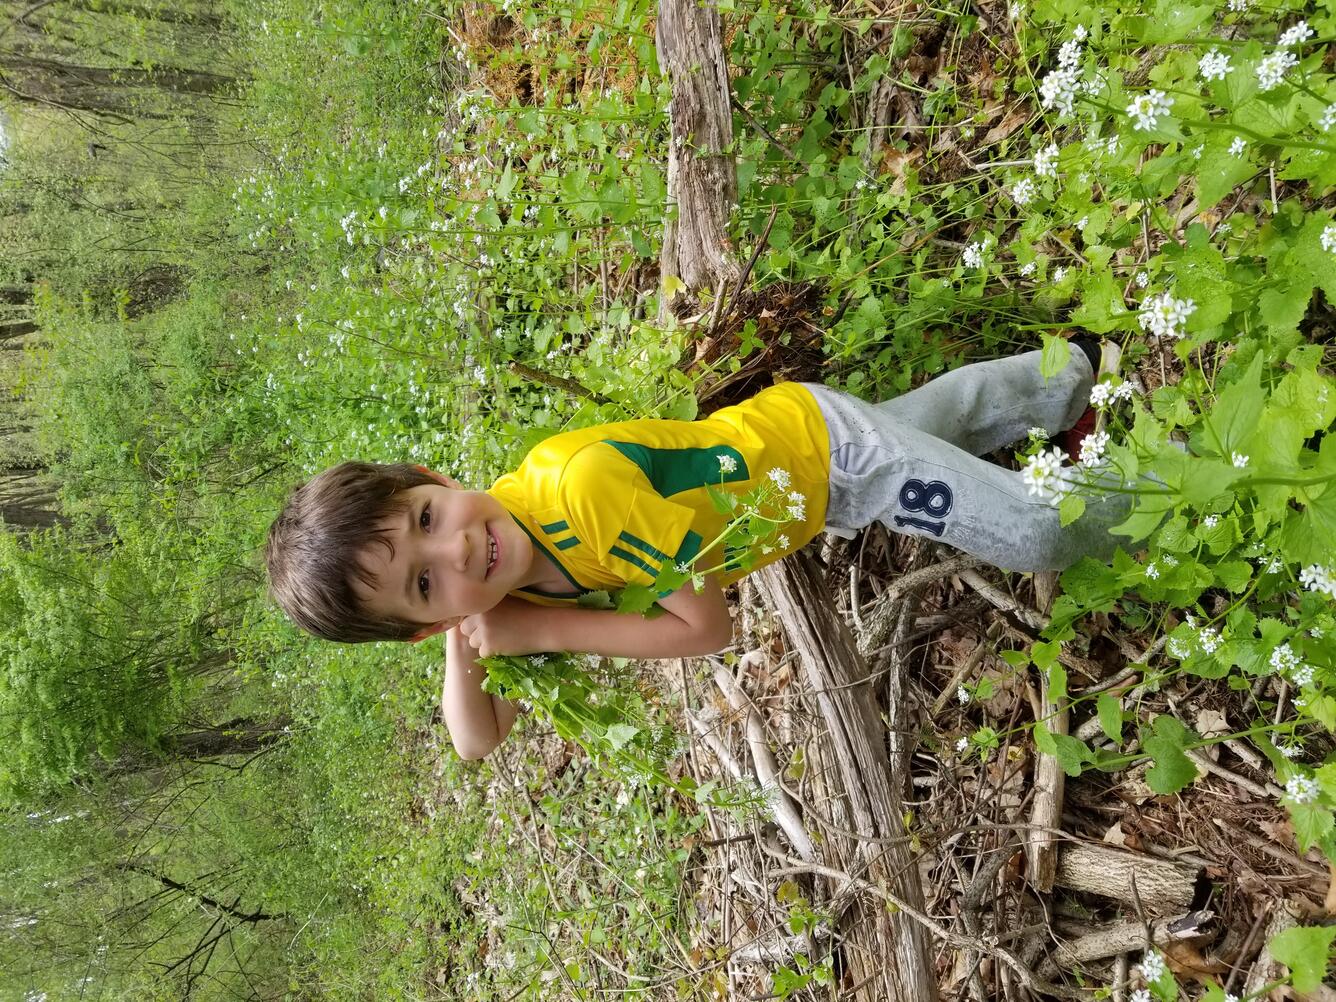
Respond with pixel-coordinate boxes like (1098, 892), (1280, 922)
(1078, 430), (1108, 466)
(1021, 447), (1071, 503)
(1138, 951), (1166, 983)
(1256, 50), (1298, 92)
(1034, 144), (1059, 178)
(1126, 89), (1172, 131)
(1300, 564), (1336, 597)
(1321, 224), (1336, 254)
(963, 240), (989, 268)
(1089, 380), (1135, 410)
(1198, 49), (1231, 81)
(1039, 32), (1084, 116)
(1011, 178), (1036, 205)
(1138, 291), (1197, 339)
(1285, 774), (1319, 804)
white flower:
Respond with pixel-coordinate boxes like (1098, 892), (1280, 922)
(1131, 990), (1151, 1002)
(767, 467), (791, 489)
(1161, 554), (1179, 567)
(956, 736), (970, 752)
(1139, 291), (1197, 339)
(1035, 144), (1059, 178)
(717, 454), (738, 473)
(1256, 50), (1298, 92)
(1072, 24), (1088, 41)
(1321, 105), (1336, 131)
(776, 534), (790, 550)
(1139, 951), (1166, 983)
(1277, 742), (1300, 759)
(1277, 21), (1314, 48)
(787, 502), (806, 521)
(1135, 270), (1150, 288)
(1231, 452), (1249, 468)
(1089, 382), (1113, 409)
(674, 562), (691, 574)
(1058, 39), (1082, 69)
(1292, 663), (1315, 686)
(1020, 260), (1037, 277)
(1224, 994), (1240, 1002)
(1202, 515), (1219, 529)
(1126, 89), (1173, 131)
(1008, 1), (1022, 16)
(1197, 627), (1222, 654)
(1078, 430), (1109, 466)
(1011, 178), (1036, 205)
(1262, 554), (1284, 574)
(1076, 215), (1089, 231)
(1039, 65), (1082, 116)
(964, 241), (988, 268)
(1028, 426), (1049, 439)
(1226, 0), (1247, 9)
(1270, 643), (1299, 673)
(1228, 136), (1246, 156)
(1198, 49), (1232, 81)
(1320, 224), (1336, 254)
(1168, 636), (1191, 658)
(1053, 266), (1068, 282)
(1145, 562), (1160, 580)
(1311, 626), (1325, 639)
(1021, 447), (1069, 503)
(1299, 565), (1336, 597)
(957, 685), (971, 705)
(1285, 775), (1319, 804)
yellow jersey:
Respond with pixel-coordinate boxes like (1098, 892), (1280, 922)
(486, 382), (830, 605)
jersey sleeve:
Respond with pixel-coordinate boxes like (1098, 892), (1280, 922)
(559, 443), (704, 592)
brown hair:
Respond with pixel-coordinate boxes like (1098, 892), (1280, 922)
(264, 461), (439, 643)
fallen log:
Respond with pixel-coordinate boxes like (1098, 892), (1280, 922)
(756, 553), (937, 1002)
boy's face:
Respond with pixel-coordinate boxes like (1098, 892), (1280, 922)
(352, 472), (534, 641)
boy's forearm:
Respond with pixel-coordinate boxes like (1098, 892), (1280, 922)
(442, 628), (518, 759)
(530, 604), (731, 659)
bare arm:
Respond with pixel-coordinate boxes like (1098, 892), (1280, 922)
(441, 624), (520, 760)
(461, 575), (734, 660)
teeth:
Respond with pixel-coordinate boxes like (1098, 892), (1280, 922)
(487, 532), (497, 569)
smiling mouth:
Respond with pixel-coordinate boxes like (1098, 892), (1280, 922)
(486, 527), (499, 577)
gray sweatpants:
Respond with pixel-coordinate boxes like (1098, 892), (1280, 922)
(803, 351), (1127, 572)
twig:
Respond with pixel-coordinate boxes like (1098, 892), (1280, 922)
(711, 203), (779, 338)
(712, 663), (818, 861)
(760, 847), (1095, 1001)
(1036, 911), (1216, 978)
(858, 554), (983, 656)
(506, 360), (610, 404)
(959, 569), (1047, 630)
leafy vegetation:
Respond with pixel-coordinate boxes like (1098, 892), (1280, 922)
(0, 0), (1334, 996)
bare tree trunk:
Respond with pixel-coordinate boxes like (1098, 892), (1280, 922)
(656, 0), (740, 321)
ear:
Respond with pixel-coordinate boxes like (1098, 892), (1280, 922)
(407, 618), (462, 643)
(414, 465), (464, 491)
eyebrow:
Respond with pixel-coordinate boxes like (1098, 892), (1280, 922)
(402, 504), (416, 609)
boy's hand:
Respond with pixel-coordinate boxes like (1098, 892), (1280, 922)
(458, 596), (550, 658)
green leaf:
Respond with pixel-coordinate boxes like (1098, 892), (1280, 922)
(1058, 493), (1086, 527)
(1268, 925), (1336, 993)
(613, 584), (657, 615)
(1144, 715), (1199, 794)
(1033, 724), (1092, 777)
(1097, 693), (1123, 743)
(604, 723), (640, 750)
(1040, 333), (1072, 379)
(1201, 352), (1267, 457)
(1288, 801), (1335, 853)
(1131, 0), (1213, 43)
(1214, 560), (1253, 593)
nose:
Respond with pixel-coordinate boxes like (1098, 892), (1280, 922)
(438, 529), (470, 572)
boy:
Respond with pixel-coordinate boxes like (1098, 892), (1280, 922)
(266, 343), (1125, 759)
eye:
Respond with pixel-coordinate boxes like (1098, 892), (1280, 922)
(418, 570), (430, 599)
(419, 504), (432, 531)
